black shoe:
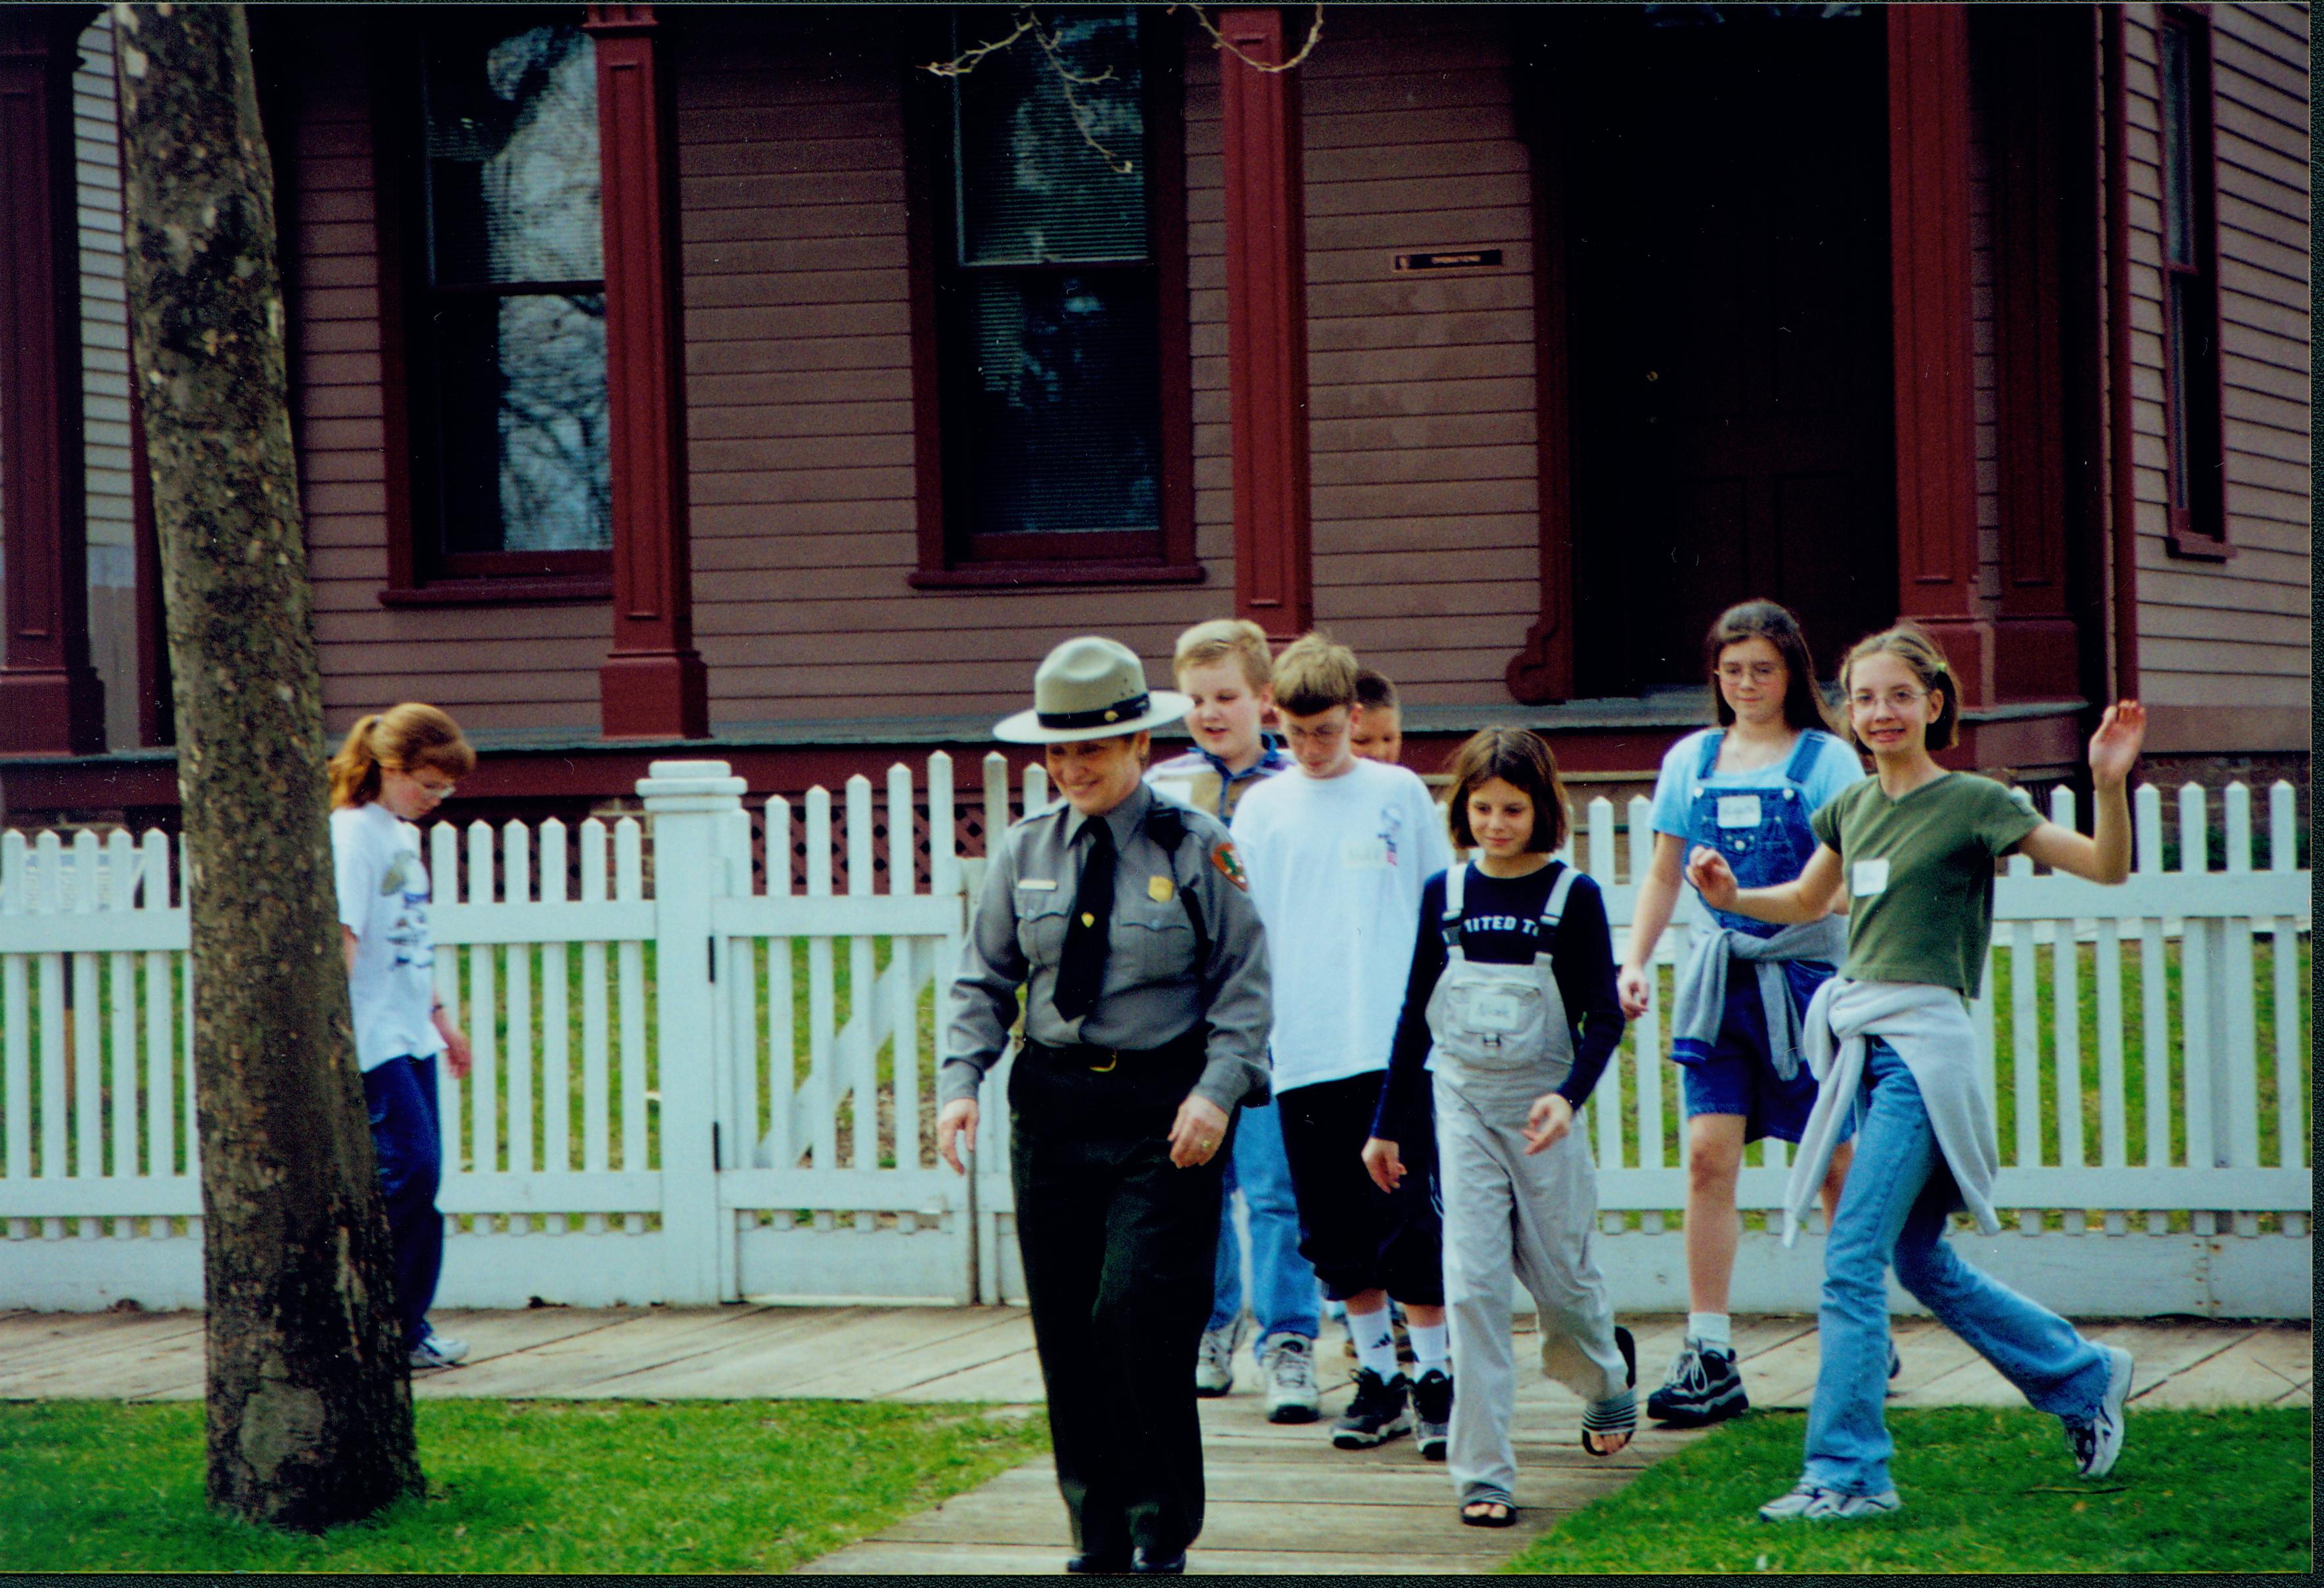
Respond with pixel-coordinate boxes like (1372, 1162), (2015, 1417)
(1066, 1550), (1132, 1574)
(1332, 1366), (1413, 1449)
(1412, 1368), (1453, 1460)
(1647, 1340), (1748, 1428)
(1130, 1547), (1187, 1574)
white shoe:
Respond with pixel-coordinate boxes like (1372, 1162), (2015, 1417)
(1259, 1332), (1320, 1424)
(410, 1332), (468, 1370)
(2065, 1345), (2134, 1478)
(1758, 1480), (1902, 1521)
(1195, 1314), (1249, 1397)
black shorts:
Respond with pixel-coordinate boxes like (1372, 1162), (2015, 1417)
(1276, 1070), (1444, 1306)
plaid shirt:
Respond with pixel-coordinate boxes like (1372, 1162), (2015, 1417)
(1146, 735), (1292, 822)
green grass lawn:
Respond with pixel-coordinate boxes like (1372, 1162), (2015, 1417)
(0, 1397), (1047, 1572)
(1503, 1405), (2312, 1574)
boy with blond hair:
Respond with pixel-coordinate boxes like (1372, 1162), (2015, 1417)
(1146, 619), (1320, 1422)
(1230, 634), (1456, 1457)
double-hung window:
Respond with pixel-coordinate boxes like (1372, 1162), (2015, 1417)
(2155, 8), (2229, 557)
(382, 13), (613, 601)
(908, 7), (1195, 586)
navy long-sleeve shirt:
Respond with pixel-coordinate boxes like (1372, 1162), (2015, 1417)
(1370, 860), (1627, 1142)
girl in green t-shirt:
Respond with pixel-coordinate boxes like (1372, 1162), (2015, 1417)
(1687, 624), (2147, 1522)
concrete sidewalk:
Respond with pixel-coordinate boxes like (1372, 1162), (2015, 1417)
(1, 1306), (2304, 1575)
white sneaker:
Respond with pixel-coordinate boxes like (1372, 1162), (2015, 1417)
(410, 1332), (468, 1370)
(1195, 1314), (1249, 1397)
(1259, 1331), (1320, 1424)
(1758, 1480), (1902, 1521)
(2065, 1345), (2134, 1478)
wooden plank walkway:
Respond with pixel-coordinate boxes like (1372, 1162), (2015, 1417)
(1, 1307), (2305, 1574)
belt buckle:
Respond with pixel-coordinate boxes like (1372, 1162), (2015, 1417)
(1086, 1047), (1119, 1073)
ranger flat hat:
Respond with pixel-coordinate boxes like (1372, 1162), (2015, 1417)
(994, 636), (1192, 745)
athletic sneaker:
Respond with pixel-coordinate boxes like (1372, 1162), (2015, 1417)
(1195, 1313), (1251, 1397)
(1332, 1366), (1412, 1449)
(1647, 1342), (1748, 1427)
(1412, 1368), (1453, 1460)
(1757, 1480), (1903, 1522)
(409, 1332), (468, 1370)
(2064, 1345), (2135, 1478)
(1259, 1332), (1321, 1424)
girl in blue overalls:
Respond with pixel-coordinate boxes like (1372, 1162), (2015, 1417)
(1617, 601), (1866, 1426)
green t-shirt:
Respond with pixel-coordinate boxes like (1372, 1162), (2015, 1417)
(1809, 772), (2044, 998)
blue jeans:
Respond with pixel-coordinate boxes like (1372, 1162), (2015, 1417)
(1803, 1039), (2110, 1496)
(1206, 1097), (1320, 1348)
(362, 1054), (446, 1352)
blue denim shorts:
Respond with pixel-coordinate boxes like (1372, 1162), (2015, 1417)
(1678, 971), (1851, 1146)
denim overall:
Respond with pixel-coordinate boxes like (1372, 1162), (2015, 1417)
(1685, 729), (1839, 937)
(1429, 862), (1630, 1504)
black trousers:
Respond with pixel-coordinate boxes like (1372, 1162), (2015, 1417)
(1010, 1040), (1230, 1560)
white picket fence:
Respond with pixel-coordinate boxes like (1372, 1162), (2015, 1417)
(0, 760), (2308, 1317)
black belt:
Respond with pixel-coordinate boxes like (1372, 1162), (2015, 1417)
(1021, 1032), (1205, 1074)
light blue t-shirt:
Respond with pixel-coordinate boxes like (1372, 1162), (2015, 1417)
(1648, 727), (1865, 842)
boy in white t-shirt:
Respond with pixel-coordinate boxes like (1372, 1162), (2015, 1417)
(1230, 634), (1456, 1457)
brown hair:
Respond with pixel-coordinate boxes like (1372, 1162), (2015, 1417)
(1270, 632), (1360, 716)
(1354, 665), (1399, 715)
(1703, 598), (1833, 733)
(1173, 617), (1274, 693)
(1443, 728), (1569, 854)
(327, 703), (476, 808)
(1838, 625), (1961, 753)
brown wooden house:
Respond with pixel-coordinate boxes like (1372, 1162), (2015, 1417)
(0, 3), (2308, 828)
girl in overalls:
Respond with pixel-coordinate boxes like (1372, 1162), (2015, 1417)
(1618, 601), (1868, 1426)
(1692, 626), (2146, 1520)
(1364, 729), (1632, 1528)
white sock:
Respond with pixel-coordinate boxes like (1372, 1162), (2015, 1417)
(1407, 1319), (1450, 1377)
(1688, 1311), (1732, 1351)
(1348, 1305), (1399, 1380)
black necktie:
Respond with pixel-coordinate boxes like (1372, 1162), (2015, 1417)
(1052, 817), (1116, 1022)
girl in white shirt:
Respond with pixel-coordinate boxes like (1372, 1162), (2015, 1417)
(327, 703), (476, 1370)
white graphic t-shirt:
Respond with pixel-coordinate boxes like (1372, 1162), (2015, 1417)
(1229, 757), (1454, 1094)
(331, 801), (445, 1072)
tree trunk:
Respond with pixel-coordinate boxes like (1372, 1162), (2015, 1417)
(112, 1), (422, 1529)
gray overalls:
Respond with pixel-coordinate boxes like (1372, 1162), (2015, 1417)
(1429, 861), (1632, 1503)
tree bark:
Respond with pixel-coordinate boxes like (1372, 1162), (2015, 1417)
(111, 2), (421, 1529)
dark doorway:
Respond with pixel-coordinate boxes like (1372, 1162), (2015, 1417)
(1555, 6), (1896, 695)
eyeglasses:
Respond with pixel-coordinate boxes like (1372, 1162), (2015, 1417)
(1848, 688), (1929, 713)
(1717, 662), (1782, 683)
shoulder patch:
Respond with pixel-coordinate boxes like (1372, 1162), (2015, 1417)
(1211, 841), (1249, 891)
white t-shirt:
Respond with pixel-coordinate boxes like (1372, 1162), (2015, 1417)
(1229, 758), (1454, 1094)
(331, 801), (444, 1073)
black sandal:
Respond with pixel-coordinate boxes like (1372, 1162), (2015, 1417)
(1581, 1326), (1638, 1457)
(1460, 1491), (1518, 1528)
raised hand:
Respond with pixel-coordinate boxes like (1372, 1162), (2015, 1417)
(2088, 700), (2147, 787)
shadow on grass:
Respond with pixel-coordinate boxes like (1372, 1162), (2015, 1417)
(1502, 1404), (2310, 1574)
(2, 1397), (1048, 1572)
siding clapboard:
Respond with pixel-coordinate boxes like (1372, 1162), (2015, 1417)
(2117, 3), (2310, 746)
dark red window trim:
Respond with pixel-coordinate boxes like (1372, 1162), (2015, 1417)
(367, 12), (615, 608)
(2155, 4), (2232, 562)
(902, 11), (1198, 592)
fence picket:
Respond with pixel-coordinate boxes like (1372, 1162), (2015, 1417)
(615, 818), (647, 1230)
(3, 832), (27, 1207)
(430, 822), (464, 1175)
(467, 822), (500, 1180)
(1625, 797), (1664, 1174)
(540, 819), (571, 1189)
(888, 764), (923, 1175)
(764, 797), (795, 1173)
(504, 823), (535, 1186)
(139, 831), (174, 1188)
(579, 819), (610, 1235)
(805, 787), (838, 1173)
(2177, 787), (2215, 1217)
(2048, 791), (2084, 1179)
(104, 832), (137, 1209)
(2221, 783), (2260, 1235)
(2268, 784), (2303, 1183)
(846, 778), (877, 1211)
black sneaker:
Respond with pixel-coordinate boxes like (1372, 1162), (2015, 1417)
(1646, 1342), (1748, 1428)
(1412, 1368), (1453, 1460)
(1332, 1366), (1413, 1449)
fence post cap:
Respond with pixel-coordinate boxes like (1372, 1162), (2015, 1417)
(637, 760), (747, 808)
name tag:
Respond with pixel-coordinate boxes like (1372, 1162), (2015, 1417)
(1341, 838), (1389, 870)
(1851, 858), (1891, 897)
(1715, 794), (1763, 829)
(1470, 991), (1526, 1033)
(1017, 877), (1057, 891)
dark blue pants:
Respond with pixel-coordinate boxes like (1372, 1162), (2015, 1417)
(362, 1054), (444, 1351)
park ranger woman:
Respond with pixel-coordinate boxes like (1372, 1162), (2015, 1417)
(937, 636), (1273, 1577)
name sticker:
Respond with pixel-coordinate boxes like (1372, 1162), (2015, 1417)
(1017, 877), (1057, 891)
(1715, 794), (1763, 829)
(1341, 838), (1389, 870)
(1851, 858), (1891, 898)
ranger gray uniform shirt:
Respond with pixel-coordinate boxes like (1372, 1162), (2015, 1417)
(942, 780), (1272, 1115)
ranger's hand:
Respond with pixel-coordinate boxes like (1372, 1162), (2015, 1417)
(1169, 1094), (1231, 1169)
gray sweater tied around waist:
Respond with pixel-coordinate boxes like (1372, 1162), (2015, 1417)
(1667, 914), (1848, 1079)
